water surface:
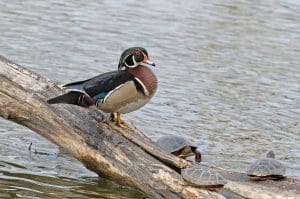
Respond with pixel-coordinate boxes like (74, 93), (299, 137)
(0, 0), (299, 198)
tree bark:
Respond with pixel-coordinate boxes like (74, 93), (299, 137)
(0, 55), (299, 199)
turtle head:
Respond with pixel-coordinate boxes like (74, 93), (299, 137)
(118, 47), (155, 70)
(266, 150), (275, 158)
(195, 148), (202, 163)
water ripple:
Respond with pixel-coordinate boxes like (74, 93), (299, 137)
(0, 0), (299, 197)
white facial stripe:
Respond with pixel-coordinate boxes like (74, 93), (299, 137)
(132, 56), (139, 68)
(124, 56), (138, 68)
(122, 54), (132, 68)
(132, 56), (137, 67)
(134, 77), (149, 96)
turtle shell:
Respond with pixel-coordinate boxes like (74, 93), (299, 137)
(182, 165), (226, 189)
(247, 158), (286, 180)
(155, 135), (196, 153)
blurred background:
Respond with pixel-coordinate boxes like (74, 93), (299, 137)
(0, 0), (299, 198)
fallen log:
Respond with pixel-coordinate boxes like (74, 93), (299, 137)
(0, 55), (299, 199)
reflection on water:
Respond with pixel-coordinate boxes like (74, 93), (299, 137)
(0, 173), (145, 199)
(0, 0), (299, 197)
(0, 120), (146, 198)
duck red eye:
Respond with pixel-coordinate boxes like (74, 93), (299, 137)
(135, 51), (141, 56)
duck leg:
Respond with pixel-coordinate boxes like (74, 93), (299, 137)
(110, 113), (115, 121)
(110, 112), (125, 127)
(116, 112), (122, 127)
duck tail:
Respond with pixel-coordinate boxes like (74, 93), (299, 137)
(47, 91), (96, 107)
(47, 91), (82, 105)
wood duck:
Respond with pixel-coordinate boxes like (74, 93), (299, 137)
(47, 47), (157, 126)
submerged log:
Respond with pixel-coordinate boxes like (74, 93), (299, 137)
(0, 55), (299, 199)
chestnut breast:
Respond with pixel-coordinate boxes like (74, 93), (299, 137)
(128, 65), (158, 96)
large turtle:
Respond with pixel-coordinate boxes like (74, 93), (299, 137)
(181, 165), (226, 191)
(246, 150), (286, 181)
(155, 135), (201, 162)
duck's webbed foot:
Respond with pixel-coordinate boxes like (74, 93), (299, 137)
(105, 113), (126, 128)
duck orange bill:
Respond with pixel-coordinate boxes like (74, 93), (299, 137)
(143, 55), (156, 66)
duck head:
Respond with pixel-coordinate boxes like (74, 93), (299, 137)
(118, 47), (155, 70)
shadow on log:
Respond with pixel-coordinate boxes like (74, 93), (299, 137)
(0, 55), (299, 199)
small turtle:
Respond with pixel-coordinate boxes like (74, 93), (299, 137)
(181, 165), (226, 191)
(155, 135), (201, 162)
(247, 150), (286, 181)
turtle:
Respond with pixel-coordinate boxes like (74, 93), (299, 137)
(181, 165), (226, 191)
(155, 135), (201, 162)
(246, 150), (286, 181)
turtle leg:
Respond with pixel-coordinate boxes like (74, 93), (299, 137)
(195, 149), (202, 163)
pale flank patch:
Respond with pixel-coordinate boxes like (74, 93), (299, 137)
(96, 81), (151, 113)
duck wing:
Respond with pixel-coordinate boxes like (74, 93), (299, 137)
(47, 70), (137, 105)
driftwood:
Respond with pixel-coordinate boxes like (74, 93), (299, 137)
(0, 55), (299, 199)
